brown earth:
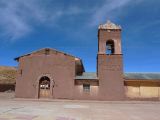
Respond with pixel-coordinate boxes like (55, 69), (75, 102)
(0, 66), (17, 84)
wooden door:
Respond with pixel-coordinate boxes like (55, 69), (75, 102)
(39, 78), (50, 98)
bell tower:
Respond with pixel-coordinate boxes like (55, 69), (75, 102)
(97, 20), (125, 100)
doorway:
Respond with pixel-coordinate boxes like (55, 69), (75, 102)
(39, 76), (51, 98)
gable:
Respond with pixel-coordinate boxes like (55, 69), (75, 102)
(14, 48), (85, 73)
(15, 48), (79, 61)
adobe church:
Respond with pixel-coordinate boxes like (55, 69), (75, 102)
(15, 21), (160, 101)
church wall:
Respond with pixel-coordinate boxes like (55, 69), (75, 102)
(73, 80), (99, 100)
(15, 52), (76, 99)
(124, 80), (160, 100)
(73, 85), (99, 100)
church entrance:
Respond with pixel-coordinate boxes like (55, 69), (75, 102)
(39, 76), (51, 98)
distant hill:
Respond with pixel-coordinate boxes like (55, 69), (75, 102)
(0, 66), (17, 84)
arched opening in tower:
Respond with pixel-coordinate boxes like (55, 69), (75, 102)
(106, 40), (115, 54)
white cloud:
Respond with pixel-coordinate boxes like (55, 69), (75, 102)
(0, 0), (87, 41)
(0, 0), (46, 40)
(0, 0), (144, 41)
(90, 0), (142, 26)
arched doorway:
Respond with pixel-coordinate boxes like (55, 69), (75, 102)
(39, 76), (51, 98)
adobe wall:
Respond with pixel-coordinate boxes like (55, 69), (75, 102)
(124, 80), (160, 100)
(73, 80), (99, 100)
(97, 54), (125, 100)
(15, 53), (76, 99)
(73, 85), (99, 100)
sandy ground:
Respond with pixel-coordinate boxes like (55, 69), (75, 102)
(0, 92), (15, 99)
(0, 92), (160, 120)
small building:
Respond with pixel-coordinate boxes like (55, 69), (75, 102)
(15, 21), (160, 100)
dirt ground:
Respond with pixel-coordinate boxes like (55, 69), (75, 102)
(0, 92), (15, 99)
(0, 92), (160, 120)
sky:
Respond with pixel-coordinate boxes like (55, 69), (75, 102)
(0, 0), (160, 72)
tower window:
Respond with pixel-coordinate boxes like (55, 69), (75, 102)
(106, 40), (115, 54)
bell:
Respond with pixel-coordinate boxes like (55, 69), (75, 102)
(107, 45), (112, 50)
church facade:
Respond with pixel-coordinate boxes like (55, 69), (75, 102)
(15, 21), (160, 101)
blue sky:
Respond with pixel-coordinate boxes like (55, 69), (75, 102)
(0, 0), (160, 72)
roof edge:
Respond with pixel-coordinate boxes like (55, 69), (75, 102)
(14, 47), (81, 61)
